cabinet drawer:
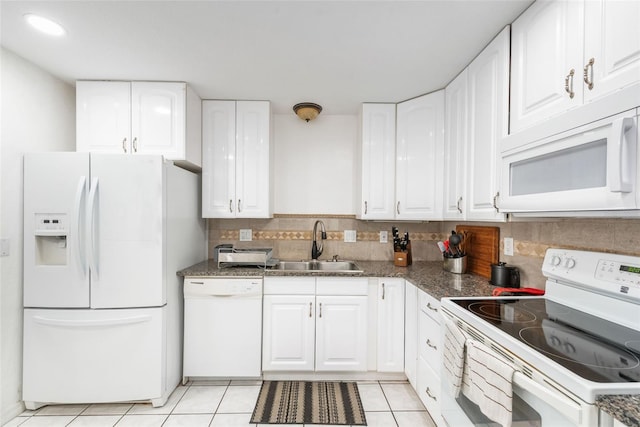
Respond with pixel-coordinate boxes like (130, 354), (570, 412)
(417, 357), (441, 419)
(418, 310), (441, 375)
(316, 277), (368, 296)
(264, 277), (315, 295)
(418, 289), (440, 322)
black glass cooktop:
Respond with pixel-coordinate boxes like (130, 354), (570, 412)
(453, 298), (640, 383)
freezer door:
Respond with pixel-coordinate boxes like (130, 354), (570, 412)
(23, 152), (91, 308)
(89, 154), (165, 308)
(23, 307), (165, 405)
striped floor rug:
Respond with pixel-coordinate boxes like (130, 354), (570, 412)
(250, 381), (367, 425)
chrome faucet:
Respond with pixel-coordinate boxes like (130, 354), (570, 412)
(311, 220), (326, 260)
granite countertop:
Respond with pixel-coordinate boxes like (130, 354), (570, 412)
(177, 259), (497, 299)
(596, 395), (640, 427)
(177, 259), (638, 426)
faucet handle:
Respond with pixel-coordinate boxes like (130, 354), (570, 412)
(332, 255), (339, 262)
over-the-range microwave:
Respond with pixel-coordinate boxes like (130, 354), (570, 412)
(500, 108), (639, 216)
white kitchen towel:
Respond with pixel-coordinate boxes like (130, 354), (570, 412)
(442, 316), (467, 398)
(463, 339), (515, 427)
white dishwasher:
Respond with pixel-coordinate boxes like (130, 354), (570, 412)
(183, 277), (263, 381)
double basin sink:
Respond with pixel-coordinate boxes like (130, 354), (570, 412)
(274, 260), (363, 274)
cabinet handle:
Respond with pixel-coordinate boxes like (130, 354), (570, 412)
(364, 201), (368, 215)
(427, 339), (437, 350)
(564, 69), (575, 99)
(121, 138), (128, 153)
(319, 302), (322, 318)
(396, 201), (400, 215)
(426, 387), (437, 401)
(382, 283), (385, 300)
(229, 199), (233, 213)
(237, 199), (242, 213)
(456, 196), (463, 213)
(426, 302), (438, 313)
(492, 192), (499, 212)
(583, 57), (595, 90)
(132, 137), (138, 153)
(309, 302), (313, 318)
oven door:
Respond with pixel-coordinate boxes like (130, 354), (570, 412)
(440, 372), (597, 427)
(500, 109), (638, 214)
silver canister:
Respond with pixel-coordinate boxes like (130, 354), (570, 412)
(443, 255), (467, 274)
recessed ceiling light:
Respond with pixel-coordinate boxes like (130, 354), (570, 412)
(24, 13), (66, 36)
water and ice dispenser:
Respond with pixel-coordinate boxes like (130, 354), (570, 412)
(34, 213), (68, 265)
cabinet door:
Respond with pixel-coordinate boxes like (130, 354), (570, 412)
(443, 71), (468, 220)
(510, 0), (584, 133)
(377, 279), (405, 372)
(76, 81), (131, 154)
(262, 295), (315, 371)
(131, 82), (186, 159)
(235, 101), (272, 218)
(404, 283), (418, 387)
(466, 26), (509, 221)
(316, 296), (367, 371)
(395, 91), (444, 220)
(359, 104), (396, 220)
(584, 0), (640, 104)
(202, 100), (237, 218)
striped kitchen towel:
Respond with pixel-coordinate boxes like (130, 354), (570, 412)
(462, 339), (515, 427)
(442, 316), (467, 398)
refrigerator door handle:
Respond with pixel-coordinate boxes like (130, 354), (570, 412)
(32, 314), (153, 328)
(73, 176), (87, 278)
(87, 177), (99, 279)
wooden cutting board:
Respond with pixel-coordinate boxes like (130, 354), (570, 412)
(455, 225), (500, 279)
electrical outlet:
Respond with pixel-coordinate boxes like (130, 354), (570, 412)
(344, 230), (357, 243)
(504, 237), (514, 256)
(239, 229), (252, 241)
(379, 231), (388, 243)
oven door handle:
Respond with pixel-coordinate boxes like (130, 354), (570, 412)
(513, 372), (583, 425)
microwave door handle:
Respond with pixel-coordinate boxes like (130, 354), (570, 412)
(607, 117), (637, 192)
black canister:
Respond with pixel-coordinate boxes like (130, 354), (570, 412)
(490, 262), (520, 287)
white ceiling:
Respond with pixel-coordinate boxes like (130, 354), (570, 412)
(1, 0), (533, 114)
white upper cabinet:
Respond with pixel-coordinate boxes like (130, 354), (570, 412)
(357, 95), (444, 221)
(358, 104), (397, 220)
(76, 81), (201, 168)
(511, 0), (640, 134)
(511, 0), (584, 133)
(583, 0), (640, 103)
(466, 26), (510, 221)
(443, 70), (468, 220)
(443, 27), (509, 221)
(202, 100), (272, 218)
(395, 91), (445, 220)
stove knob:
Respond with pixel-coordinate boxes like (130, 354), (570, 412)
(551, 255), (562, 266)
(564, 258), (576, 269)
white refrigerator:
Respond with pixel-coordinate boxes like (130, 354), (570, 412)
(22, 152), (205, 409)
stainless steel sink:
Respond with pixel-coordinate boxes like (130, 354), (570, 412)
(274, 260), (363, 273)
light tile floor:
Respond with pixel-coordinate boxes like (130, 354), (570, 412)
(3, 380), (437, 427)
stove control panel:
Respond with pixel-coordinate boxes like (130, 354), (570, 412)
(543, 248), (640, 300)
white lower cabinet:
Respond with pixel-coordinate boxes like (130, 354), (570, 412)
(404, 282), (418, 387)
(262, 277), (368, 372)
(376, 278), (405, 372)
(415, 287), (444, 425)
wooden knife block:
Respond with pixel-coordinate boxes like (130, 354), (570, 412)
(394, 243), (412, 267)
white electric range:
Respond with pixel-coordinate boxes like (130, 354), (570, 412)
(440, 248), (640, 427)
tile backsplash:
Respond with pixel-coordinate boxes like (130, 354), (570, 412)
(208, 216), (640, 289)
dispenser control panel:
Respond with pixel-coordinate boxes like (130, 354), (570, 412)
(35, 213), (67, 233)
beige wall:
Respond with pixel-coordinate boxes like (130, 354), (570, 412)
(207, 216), (640, 289)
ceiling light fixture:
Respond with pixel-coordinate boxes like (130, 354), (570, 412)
(293, 102), (322, 122)
(24, 13), (66, 37)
